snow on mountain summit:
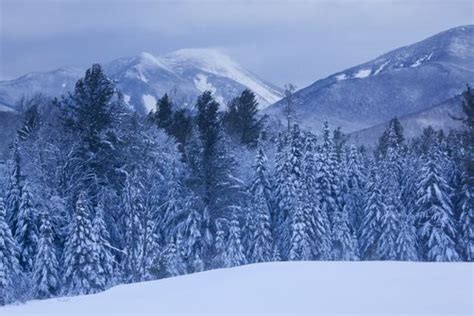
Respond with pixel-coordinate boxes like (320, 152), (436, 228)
(264, 25), (474, 133)
(0, 48), (283, 113)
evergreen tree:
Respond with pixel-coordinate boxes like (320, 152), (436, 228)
(359, 167), (385, 260)
(163, 236), (186, 277)
(6, 141), (22, 236)
(317, 121), (340, 227)
(377, 204), (399, 260)
(153, 93), (173, 131)
(288, 202), (310, 261)
(377, 118), (405, 158)
(185, 207), (204, 272)
(224, 214), (246, 267)
(223, 89), (264, 145)
(458, 171), (473, 261)
(302, 134), (331, 260)
(0, 198), (20, 305)
(169, 109), (193, 147)
(15, 181), (39, 273)
(396, 213), (418, 261)
(121, 175), (145, 283)
(213, 221), (226, 268)
(249, 193), (273, 263)
(416, 146), (460, 262)
(332, 205), (359, 260)
(91, 197), (115, 290)
(63, 192), (98, 295)
(33, 209), (59, 299)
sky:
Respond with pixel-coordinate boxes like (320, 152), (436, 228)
(0, 0), (472, 87)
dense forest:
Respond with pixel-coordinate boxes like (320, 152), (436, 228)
(0, 64), (472, 305)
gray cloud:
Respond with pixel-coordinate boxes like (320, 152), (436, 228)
(1, 0), (472, 87)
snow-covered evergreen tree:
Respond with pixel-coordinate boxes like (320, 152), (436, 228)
(91, 197), (115, 290)
(288, 202), (310, 261)
(224, 214), (246, 267)
(0, 198), (20, 305)
(458, 171), (473, 261)
(33, 209), (59, 299)
(377, 204), (399, 260)
(15, 181), (39, 273)
(416, 146), (460, 262)
(332, 205), (359, 260)
(396, 213), (418, 261)
(185, 206), (204, 272)
(63, 192), (98, 295)
(6, 141), (22, 236)
(121, 175), (145, 283)
(249, 193), (273, 263)
(359, 167), (385, 260)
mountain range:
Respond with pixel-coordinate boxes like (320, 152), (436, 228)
(0, 49), (283, 113)
(0, 25), (472, 153)
(263, 25), (473, 134)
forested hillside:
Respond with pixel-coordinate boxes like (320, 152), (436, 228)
(0, 64), (472, 305)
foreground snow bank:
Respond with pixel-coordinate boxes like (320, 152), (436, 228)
(3, 261), (472, 315)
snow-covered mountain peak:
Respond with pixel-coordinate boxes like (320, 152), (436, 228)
(264, 25), (474, 133)
(0, 48), (283, 113)
(163, 48), (239, 72)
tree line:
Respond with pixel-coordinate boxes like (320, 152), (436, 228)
(0, 64), (472, 305)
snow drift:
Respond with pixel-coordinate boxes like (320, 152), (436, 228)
(2, 261), (472, 316)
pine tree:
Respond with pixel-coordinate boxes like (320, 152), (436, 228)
(153, 93), (173, 131)
(458, 171), (473, 261)
(16, 181), (39, 273)
(359, 167), (385, 260)
(223, 89), (264, 145)
(91, 198), (115, 290)
(121, 175), (145, 283)
(249, 193), (273, 263)
(377, 204), (399, 260)
(416, 146), (460, 262)
(224, 215), (246, 267)
(6, 141), (22, 236)
(163, 234), (186, 277)
(344, 145), (366, 230)
(213, 222), (226, 268)
(63, 192), (98, 295)
(317, 121), (340, 227)
(332, 205), (359, 260)
(0, 198), (20, 305)
(185, 207), (203, 272)
(396, 213), (418, 261)
(288, 202), (310, 261)
(279, 125), (306, 258)
(33, 209), (59, 299)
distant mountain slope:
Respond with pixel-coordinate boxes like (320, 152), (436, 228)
(0, 49), (283, 113)
(350, 95), (463, 145)
(2, 261), (471, 316)
(264, 25), (474, 133)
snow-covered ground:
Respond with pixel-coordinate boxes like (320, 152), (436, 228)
(2, 261), (472, 316)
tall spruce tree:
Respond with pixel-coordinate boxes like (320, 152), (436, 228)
(33, 209), (59, 299)
(153, 93), (173, 131)
(91, 196), (115, 290)
(224, 214), (246, 267)
(359, 167), (385, 260)
(223, 89), (264, 145)
(6, 140), (22, 236)
(63, 192), (98, 295)
(416, 144), (460, 262)
(0, 198), (20, 305)
(15, 181), (39, 273)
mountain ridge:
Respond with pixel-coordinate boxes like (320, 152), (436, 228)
(0, 48), (284, 113)
(263, 25), (474, 133)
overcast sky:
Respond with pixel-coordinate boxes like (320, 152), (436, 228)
(0, 0), (472, 87)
